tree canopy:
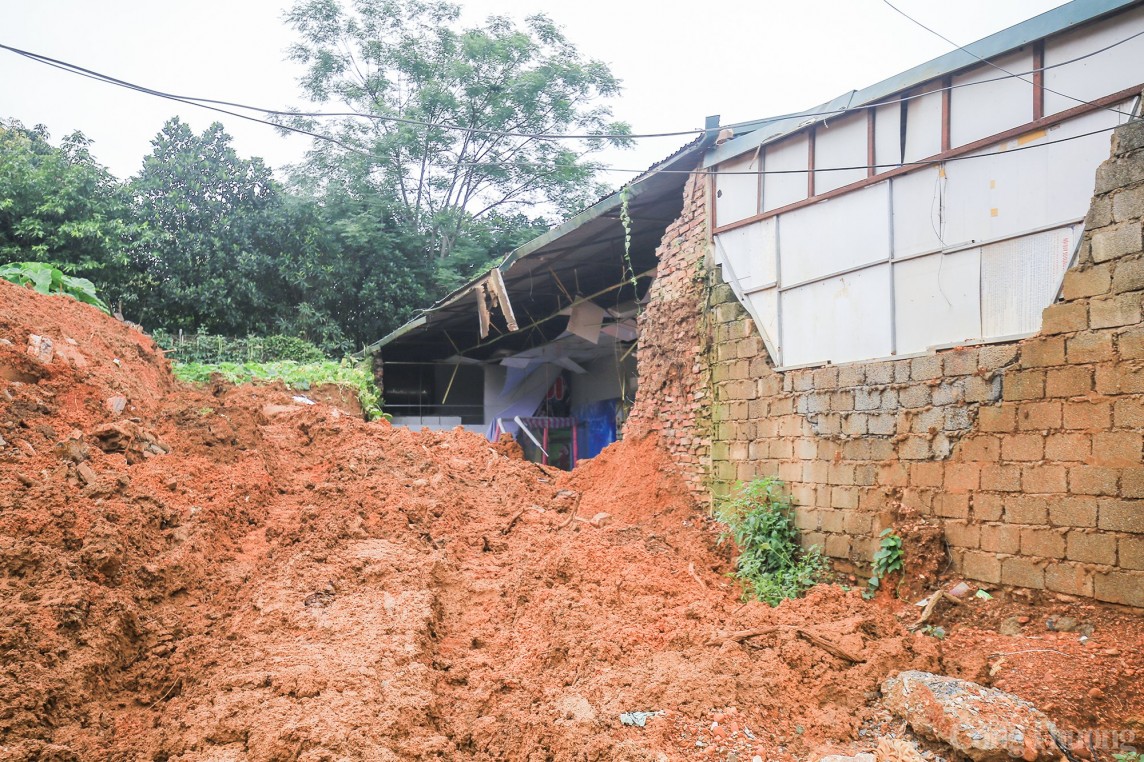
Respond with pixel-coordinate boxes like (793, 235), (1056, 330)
(283, 0), (631, 262)
(0, 4), (631, 354)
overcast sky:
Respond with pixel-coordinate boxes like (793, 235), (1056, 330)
(1, 0), (1067, 189)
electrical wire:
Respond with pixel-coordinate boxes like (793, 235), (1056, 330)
(881, 0), (1133, 117)
(3, 18), (1143, 146)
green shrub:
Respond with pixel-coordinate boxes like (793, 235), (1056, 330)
(152, 331), (326, 364)
(172, 358), (385, 420)
(0, 261), (110, 313)
(716, 477), (826, 607)
(865, 528), (904, 598)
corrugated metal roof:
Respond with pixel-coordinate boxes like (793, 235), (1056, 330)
(705, 0), (1144, 167)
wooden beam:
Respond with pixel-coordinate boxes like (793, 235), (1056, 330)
(806, 125), (816, 198)
(867, 108), (877, 178)
(1033, 39), (1045, 120)
(941, 76), (952, 152)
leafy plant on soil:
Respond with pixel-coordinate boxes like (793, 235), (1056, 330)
(716, 477), (826, 606)
(865, 528), (904, 599)
(172, 359), (385, 420)
(1113, 753), (1142, 762)
(0, 261), (110, 313)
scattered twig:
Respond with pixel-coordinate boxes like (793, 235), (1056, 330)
(147, 677), (182, 710)
(502, 506), (530, 535)
(990, 649), (1072, 657)
(557, 493), (582, 530)
(910, 590), (965, 629)
(707, 626), (864, 663)
(687, 561), (707, 590)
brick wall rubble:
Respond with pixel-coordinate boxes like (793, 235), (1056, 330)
(627, 121), (1144, 607)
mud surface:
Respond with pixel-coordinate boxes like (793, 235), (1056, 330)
(1, 279), (1141, 761)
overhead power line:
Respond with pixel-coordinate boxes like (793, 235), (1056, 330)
(2, 24), (1141, 148)
(881, 0), (1133, 118)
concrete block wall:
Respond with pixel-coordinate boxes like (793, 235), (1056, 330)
(628, 122), (1144, 607)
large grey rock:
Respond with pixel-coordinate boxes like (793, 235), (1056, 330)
(881, 671), (1059, 761)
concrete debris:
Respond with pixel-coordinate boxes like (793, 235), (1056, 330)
(26, 334), (54, 364)
(619, 711), (663, 727)
(881, 671), (1059, 761)
(106, 395), (128, 414)
(875, 737), (926, 762)
(53, 433), (90, 464)
(818, 754), (875, 762)
(90, 420), (170, 463)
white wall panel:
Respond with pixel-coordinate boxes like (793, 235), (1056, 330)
(891, 168), (947, 258)
(744, 287), (780, 361)
(942, 107), (1121, 245)
(875, 101), (902, 171)
(982, 226), (1076, 338)
(903, 83), (943, 163)
(781, 265), (893, 367)
(714, 218), (777, 292)
(780, 182), (890, 286)
(894, 249), (981, 355)
(1044, 4), (1144, 116)
(814, 113), (867, 194)
(714, 152), (760, 226)
(762, 134), (809, 212)
(950, 51), (1033, 147)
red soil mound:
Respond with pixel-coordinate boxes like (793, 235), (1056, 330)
(1, 279), (1138, 762)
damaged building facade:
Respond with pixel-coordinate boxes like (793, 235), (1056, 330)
(629, 0), (1144, 606)
(377, 0), (1144, 604)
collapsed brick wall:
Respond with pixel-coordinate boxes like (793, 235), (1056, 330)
(624, 173), (714, 504)
(629, 121), (1144, 606)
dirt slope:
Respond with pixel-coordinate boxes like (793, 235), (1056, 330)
(0, 278), (1139, 762)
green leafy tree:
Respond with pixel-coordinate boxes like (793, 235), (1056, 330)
(283, 0), (632, 280)
(0, 120), (136, 293)
(127, 117), (297, 335)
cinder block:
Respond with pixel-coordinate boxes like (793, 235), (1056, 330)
(1044, 562), (1095, 597)
(1020, 337), (1066, 368)
(1113, 182), (1144, 222)
(1000, 433), (1043, 462)
(961, 550), (1002, 584)
(1070, 466), (1119, 496)
(981, 465), (1022, 492)
(898, 436), (931, 460)
(943, 348), (978, 376)
(980, 524), (1021, 554)
(1111, 257), (1144, 294)
(1047, 495), (1098, 528)
(1044, 433), (1091, 462)
(1001, 557), (1046, 589)
(972, 493), (1004, 522)
(1040, 302), (1088, 335)
(945, 463), (980, 492)
(1066, 331), (1114, 363)
(1021, 527), (1067, 559)
(963, 375), (1002, 403)
(1094, 570), (1144, 607)
(837, 364), (864, 387)
(1060, 266), (1112, 300)
(1091, 221), (1142, 263)
(1067, 530), (1117, 565)
(935, 494), (970, 520)
(1121, 467), (1144, 499)
(824, 533), (851, 559)
(945, 521), (981, 549)
(1089, 293), (1142, 329)
(1021, 465), (1067, 494)
(912, 356), (944, 381)
(865, 362), (894, 385)
(978, 405), (1017, 433)
(1098, 498), (1144, 533)
(812, 366), (839, 390)
(1061, 400), (1111, 430)
(898, 385), (931, 409)
(958, 434), (1001, 462)
(1086, 194), (1114, 229)
(910, 462), (944, 488)
(1045, 366), (1094, 398)
(979, 344), (1020, 370)
(1120, 535), (1144, 570)
(1118, 327), (1144, 359)
(1002, 370), (1045, 401)
(1090, 431), (1143, 467)
(1004, 494), (1048, 524)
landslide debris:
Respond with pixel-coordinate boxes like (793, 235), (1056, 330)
(3, 277), (1129, 762)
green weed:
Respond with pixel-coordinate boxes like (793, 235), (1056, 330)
(716, 477), (826, 607)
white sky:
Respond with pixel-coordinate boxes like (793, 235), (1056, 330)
(0, 0), (1067, 190)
